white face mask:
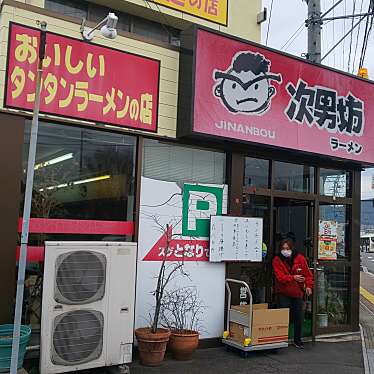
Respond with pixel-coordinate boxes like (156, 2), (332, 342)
(281, 249), (292, 258)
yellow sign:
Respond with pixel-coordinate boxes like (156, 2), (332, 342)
(318, 236), (337, 260)
(358, 68), (369, 79)
(150, 0), (228, 26)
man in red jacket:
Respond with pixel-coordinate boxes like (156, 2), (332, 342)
(272, 239), (313, 349)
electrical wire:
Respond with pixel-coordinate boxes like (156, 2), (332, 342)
(333, 0), (336, 67)
(265, 0), (274, 46)
(359, 0), (374, 69)
(142, 0), (179, 42)
(358, 4), (370, 68)
(347, 0), (357, 72)
(280, 22), (304, 51)
(342, 0), (347, 69)
(352, 0), (365, 73)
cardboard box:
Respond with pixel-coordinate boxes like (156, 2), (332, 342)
(228, 304), (289, 346)
(231, 303), (268, 313)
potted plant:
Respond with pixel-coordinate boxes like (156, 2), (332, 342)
(160, 286), (205, 361)
(135, 224), (187, 366)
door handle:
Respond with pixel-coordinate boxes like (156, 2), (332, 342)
(54, 305), (63, 311)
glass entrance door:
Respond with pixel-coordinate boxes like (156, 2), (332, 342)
(315, 203), (352, 334)
(273, 197), (315, 339)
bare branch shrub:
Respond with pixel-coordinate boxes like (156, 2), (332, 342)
(159, 286), (205, 333)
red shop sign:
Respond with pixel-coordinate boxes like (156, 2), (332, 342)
(179, 28), (374, 165)
(5, 23), (160, 132)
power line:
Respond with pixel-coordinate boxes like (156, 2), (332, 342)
(333, 0), (336, 67)
(358, 0), (374, 68)
(342, 0), (347, 70)
(322, 0), (344, 18)
(361, 17), (374, 67)
(142, 0), (179, 41)
(280, 22), (304, 51)
(265, 0), (274, 46)
(321, 13), (368, 62)
(347, 0), (357, 72)
(352, 0), (365, 73)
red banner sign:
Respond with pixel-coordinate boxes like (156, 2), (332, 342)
(5, 23), (160, 132)
(182, 28), (374, 165)
(18, 218), (134, 235)
(16, 218), (135, 262)
(143, 225), (209, 262)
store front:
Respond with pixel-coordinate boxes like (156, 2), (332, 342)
(12, 118), (360, 338)
(226, 155), (359, 336)
(176, 26), (371, 337)
(0, 3), (372, 348)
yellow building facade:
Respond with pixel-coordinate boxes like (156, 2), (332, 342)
(0, 0), (262, 330)
(0, 0), (261, 139)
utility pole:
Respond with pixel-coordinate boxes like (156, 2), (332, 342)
(306, 0), (322, 63)
(10, 21), (47, 374)
(304, 0), (373, 68)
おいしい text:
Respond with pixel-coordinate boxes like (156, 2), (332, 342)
(6, 24), (160, 132)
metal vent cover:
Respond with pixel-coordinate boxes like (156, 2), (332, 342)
(54, 250), (106, 305)
(51, 310), (104, 365)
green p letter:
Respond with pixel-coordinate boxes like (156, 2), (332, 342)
(182, 184), (223, 237)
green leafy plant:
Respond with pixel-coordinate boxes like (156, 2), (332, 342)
(326, 290), (346, 324)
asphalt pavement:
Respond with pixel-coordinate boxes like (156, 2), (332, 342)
(126, 341), (364, 374)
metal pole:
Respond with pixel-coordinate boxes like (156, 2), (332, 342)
(307, 0), (322, 63)
(10, 21), (47, 374)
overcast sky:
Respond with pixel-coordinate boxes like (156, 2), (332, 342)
(261, 0), (374, 75)
(260, 0), (374, 200)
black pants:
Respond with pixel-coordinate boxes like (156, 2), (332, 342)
(278, 295), (304, 343)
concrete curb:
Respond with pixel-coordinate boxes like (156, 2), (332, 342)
(360, 323), (370, 374)
(364, 268), (374, 278)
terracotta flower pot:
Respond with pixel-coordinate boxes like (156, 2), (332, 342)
(135, 327), (171, 366)
(168, 330), (199, 361)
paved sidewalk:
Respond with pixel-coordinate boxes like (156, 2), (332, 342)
(127, 341), (363, 374)
(360, 271), (374, 374)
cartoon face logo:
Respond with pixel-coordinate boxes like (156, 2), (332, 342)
(213, 51), (282, 115)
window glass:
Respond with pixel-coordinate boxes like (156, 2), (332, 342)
(21, 121), (136, 328)
(319, 204), (351, 259)
(274, 198), (314, 260)
(244, 157), (270, 189)
(274, 161), (315, 193)
(22, 121), (136, 229)
(132, 16), (171, 44)
(316, 265), (350, 328)
(226, 196), (272, 305)
(242, 195), (270, 255)
(45, 0), (88, 18)
(45, 0), (180, 46)
(143, 139), (226, 184)
(320, 168), (351, 198)
(361, 199), (374, 231)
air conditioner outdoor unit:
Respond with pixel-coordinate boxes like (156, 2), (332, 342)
(40, 242), (137, 374)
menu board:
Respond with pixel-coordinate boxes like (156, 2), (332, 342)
(209, 216), (263, 262)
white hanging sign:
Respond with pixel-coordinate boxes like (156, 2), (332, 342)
(209, 216), (263, 262)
